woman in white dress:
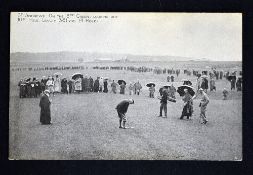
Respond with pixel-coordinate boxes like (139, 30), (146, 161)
(46, 76), (54, 96)
(74, 77), (82, 93)
(99, 77), (103, 92)
(54, 75), (61, 93)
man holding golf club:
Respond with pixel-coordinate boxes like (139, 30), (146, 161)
(116, 99), (134, 129)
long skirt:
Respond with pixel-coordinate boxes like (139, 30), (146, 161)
(40, 107), (51, 124)
(181, 102), (193, 118)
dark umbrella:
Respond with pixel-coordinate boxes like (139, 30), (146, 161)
(146, 82), (156, 87)
(177, 85), (195, 96)
(182, 79), (192, 86)
(163, 85), (171, 89)
(118, 80), (126, 85)
(72, 73), (83, 80)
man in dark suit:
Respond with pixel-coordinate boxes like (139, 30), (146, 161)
(116, 99), (134, 129)
(89, 76), (94, 92)
(158, 88), (168, 118)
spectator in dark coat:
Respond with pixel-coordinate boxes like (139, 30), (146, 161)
(61, 78), (68, 94)
(116, 99), (134, 129)
(39, 90), (51, 125)
(94, 77), (100, 92)
(201, 78), (208, 93)
(158, 88), (168, 118)
(236, 78), (242, 91)
(67, 79), (73, 94)
(171, 76), (174, 82)
(18, 79), (26, 98)
(231, 77), (236, 90)
(35, 79), (41, 97)
(103, 80), (108, 93)
(89, 76), (94, 92)
(26, 79), (32, 98)
(41, 77), (47, 92)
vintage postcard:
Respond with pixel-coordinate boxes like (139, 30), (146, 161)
(10, 12), (242, 160)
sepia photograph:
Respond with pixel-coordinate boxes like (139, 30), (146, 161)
(9, 12), (242, 160)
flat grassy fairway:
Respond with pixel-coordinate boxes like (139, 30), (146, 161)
(9, 63), (242, 160)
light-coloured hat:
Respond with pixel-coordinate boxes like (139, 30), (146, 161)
(129, 99), (134, 104)
(199, 88), (204, 91)
(44, 90), (50, 94)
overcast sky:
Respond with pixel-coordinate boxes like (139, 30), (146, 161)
(10, 12), (242, 61)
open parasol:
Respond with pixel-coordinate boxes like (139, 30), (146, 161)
(177, 85), (195, 96)
(72, 73), (83, 80)
(118, 80), (126, 85)
(146, 82), (156, 87)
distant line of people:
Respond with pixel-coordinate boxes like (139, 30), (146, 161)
(18, 75), (145, 98)
(12, 65), (87, 72)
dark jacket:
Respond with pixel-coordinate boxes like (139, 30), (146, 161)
(94, 79), (99, 92)
(39, 94), (51, 124)
(116, 100), (130, 114)
(160, 90), (168, 104)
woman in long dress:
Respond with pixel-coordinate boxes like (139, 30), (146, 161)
(46, 76), (54, 96)
(180, 89), (193, 120)
(39, 90), (51, 124)
(54, 75), (61, 93)
(74, 77), (82, 93)
(99, 77), (103, 92)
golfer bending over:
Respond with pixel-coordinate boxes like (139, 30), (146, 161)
(116, 99), (134, 129)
